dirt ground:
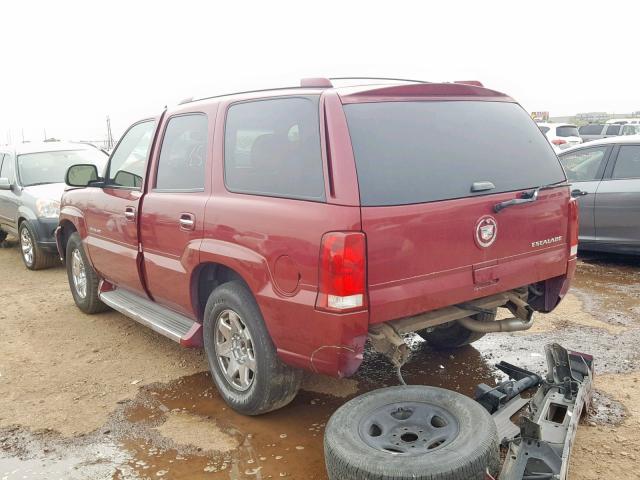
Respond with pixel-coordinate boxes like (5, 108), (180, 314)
(1, 237), (639, 479)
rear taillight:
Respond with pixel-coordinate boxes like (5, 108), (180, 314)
(568, 198), (579, 257)
(316, 232), (367, 312)
(552, 138), (567, 146)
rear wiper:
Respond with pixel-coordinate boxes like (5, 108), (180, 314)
(494, 182), (570, 213)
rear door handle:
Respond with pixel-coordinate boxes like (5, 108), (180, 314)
(179, 213), (195, 230)
(124, 206), (136, 221)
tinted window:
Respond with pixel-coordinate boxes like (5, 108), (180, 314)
(556, 126), (579, 137)
(538, 126), (550, 134)
(344, 101), (566, 206)
(622, 125), (640, 135)
(156, 114), (208, 190)
(579, 124), (605, 135)
(559, 147), (608, 182)
(224, 96), (325, 201)
(0, 154), (14, 181)
(108, 121), (155, 188)
(17, 149), (107, 187)
(612, 145), (640, 179)
(605, 124), (622, 135)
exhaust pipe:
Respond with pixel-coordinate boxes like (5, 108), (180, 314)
(458, 315), (534, 333)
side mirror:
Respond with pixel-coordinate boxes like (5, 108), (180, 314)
(66, 164), (99, 187)
(113, 170), (143, 188)
(0, 178), (10, 190)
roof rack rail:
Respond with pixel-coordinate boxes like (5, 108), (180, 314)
(329, 76), (431, 84)
(300, 77), (333, 88)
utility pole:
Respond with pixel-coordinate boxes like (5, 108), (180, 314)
(44, 128), (47, 141)
(106, 116), (114, 150)
(21, 129), (24, 143)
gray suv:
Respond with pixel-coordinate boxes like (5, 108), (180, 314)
(0, 142), (107, 269)
(558, 135), (640, 254)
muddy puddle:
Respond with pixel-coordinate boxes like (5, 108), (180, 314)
(2, 254), (639, 479)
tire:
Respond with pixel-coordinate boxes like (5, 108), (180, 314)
(324, 386), (500, 480)
(65, 232), (109, 314)
(203, 281), (302, 415)
(0, 230), (7, 243)
(417, 310), (496, 349)
(19, 221), (59, 270)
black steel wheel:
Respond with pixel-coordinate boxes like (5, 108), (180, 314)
(324, 385), (500, 480)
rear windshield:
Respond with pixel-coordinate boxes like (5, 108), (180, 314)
(556, 126), (580, 137)
(579, 124), (604, 135)
(344, 101), (566, 206)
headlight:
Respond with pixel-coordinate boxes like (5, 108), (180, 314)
(36, 198), (61, 219)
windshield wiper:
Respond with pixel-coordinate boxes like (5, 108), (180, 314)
(494, 182), (570, 213)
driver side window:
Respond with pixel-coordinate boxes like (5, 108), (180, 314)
(107, 120), (156, 189)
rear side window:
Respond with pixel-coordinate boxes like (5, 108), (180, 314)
(156, 114), (208, 191)
(612, 145), (640, 179)
(224, 96), (325, 201)
(605, 124), (622, 135)
(556, 126), (579, 137)
(344, 101), (566, 206)
(579, 124), (604, 135)
(559, 146), (608, 182)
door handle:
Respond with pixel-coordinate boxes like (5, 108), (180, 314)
(124, 206), (136, 221)
(571, 189), (588, 198)
(179, 213), (196, 230)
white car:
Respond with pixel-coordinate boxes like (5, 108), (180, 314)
(605, 118), (640, 125)
(537, 123), (583, 150)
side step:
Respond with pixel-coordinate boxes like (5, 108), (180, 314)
(100, 289), (197, 343)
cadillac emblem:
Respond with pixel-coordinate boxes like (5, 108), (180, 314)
(475, 216), (498, 248)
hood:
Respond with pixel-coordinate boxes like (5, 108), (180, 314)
(22, 182), (66, 202)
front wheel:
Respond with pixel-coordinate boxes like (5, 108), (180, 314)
(19, 221), (58, 270)
(203, 281), (302, 415)
(65, 232), (109, 314)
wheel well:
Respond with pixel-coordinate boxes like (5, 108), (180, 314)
(58, 220), (77, 260)
(194, 263), (249, 321)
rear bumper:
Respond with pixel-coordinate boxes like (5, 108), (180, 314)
(256, 289), (369, 378)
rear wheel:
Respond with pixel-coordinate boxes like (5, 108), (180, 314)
(416, 310), (496, 349)
(203, 281), (302, 415)
(19, 221), (58, 270)
(65, 232), (109, 314)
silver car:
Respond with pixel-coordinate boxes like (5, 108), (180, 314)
(558, 135), (640, 254)
(0, 142), (108, 269)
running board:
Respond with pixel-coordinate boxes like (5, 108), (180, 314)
(100, 289), (197, 343)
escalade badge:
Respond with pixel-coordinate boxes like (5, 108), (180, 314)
(475, 216), (498, 248)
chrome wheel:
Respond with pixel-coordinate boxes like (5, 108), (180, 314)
(71, 248), (87, 299)
(215, 309), (256, 391)
(20, 227), (34, 266)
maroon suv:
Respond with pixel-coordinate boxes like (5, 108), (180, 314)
(57, 78), (578, 415)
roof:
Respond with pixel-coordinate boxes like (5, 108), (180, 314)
(561, 135), (640, 153)
(1, 141), (99, 156)
(185, 77), (512, 107)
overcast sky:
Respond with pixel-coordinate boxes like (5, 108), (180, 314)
(2, 0), (638, 144)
